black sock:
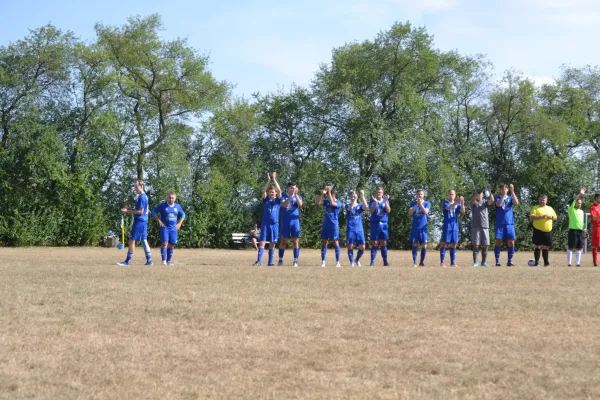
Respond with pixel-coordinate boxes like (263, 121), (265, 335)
(542, 249), (549, 265)
(534, 248), (540, 264)
(482, 247), (488, 263)
(473, 247), (479, 263)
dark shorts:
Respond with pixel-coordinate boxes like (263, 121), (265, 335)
(568, 229), (584, 249)
(280, 220), (300, 238)
(532, 228), (552, 247)
(260, 222), (278, 243)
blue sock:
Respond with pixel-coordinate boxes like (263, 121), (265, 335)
(440, 247), (446, 263)
(257, 248), (264, 263)
(508, 246), (515, 264)
(412, 246), (418, 264)
(371, 246), (378, 264)
(293, 247), (299, 261)
(145, 252), (152, 263)
(420, 248), (427, 264)
(160, 248), (167, 262)
(356, 249), (364, 262)
(278, 248), (285, 260)
(268, 249), (275, 265)
(450, 247), (456, 265)
(321, 245), (327, 261)
(494, 245), (501, 264)
(167, 248), (174, 262)
(125, 252), (133, 263)
(335, 245), (340, 262)
(381, 246), (388, 264)
(348, 249), (354, 263)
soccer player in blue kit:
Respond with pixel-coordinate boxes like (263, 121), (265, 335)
(494, 183), (520, 266)
(117, 180), (153, 266)
(439, 190), (465, 267)
(278, 182), (303, 267)
(152, 192), (186, 265)
(346, 190), (368, 267)
(316, 186), (342, 268)
(254, 172), (282, 266)
(409, 189), (430, 268)
(369, 187), (391, 266)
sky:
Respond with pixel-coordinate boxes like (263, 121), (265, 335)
(1, 0), (599, 98)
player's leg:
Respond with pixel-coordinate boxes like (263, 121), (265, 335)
(494, 226), (504, 266)
(251, 237), (258, 251)
(267, 224), (278, 266)
(320, 226), (329, 267)
(291, 222), (300, 266)
(440, 242), (448, 266)
(255, 222), (268, 265)
(532, 228), (541, 266)
(471, 227), (479, 267)
(574, 230), (583, 266)
(166, 229), (177, 265)
(481, 229), (490, 266)
(449, 233), (458, 266)
(118, 221), (140, 265)
(567, 229), (574, 266)
(506, 225), (516, 266)
(592, 228), (600, 266)
(356, 232), (365, 266)
(334, 239), (341, 267)
(159, 227), (169, 264)
(380, 223), (389, 266)
(369, 224), (379, 266)
(278, 237), (288, 266)
(347, 231), (355, 265)
(419, 230), (428, 266)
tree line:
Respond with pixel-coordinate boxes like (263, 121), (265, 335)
(1, 14), (598, 249)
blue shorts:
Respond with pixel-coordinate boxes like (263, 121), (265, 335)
(260, 222), (278, 243)
(280, 220), (300, 238)
(346, 230), (365, 245)
(159, 227), (178, 245)
(130, 220), (148, 241)
(321, 224), (340, 241)
(441, 228), (458, 244)
(495, 225), (516, 241)
(370, 222), (389, 242)
(409, 228), (428, 244)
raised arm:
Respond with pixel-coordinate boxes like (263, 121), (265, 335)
(509, 184), (519, 206)
(361, 190), (368, 210)
(459, 196), (465, 214)
(384, 195), (391, 213)
(369, 195), (378, 214)
(294, 187), (303, 207)
(262, 172), (271, 200)
(316, 187), (327, 206)
(271, 171), (282, 198)
(471, 192), (479, 206)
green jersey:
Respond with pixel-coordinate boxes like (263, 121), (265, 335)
(568, 200), (584, 230)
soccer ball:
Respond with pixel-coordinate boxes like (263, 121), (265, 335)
(117, 243), (124, 250)
(527, 259), (535, 266)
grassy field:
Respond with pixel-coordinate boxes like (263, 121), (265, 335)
(1, 247), (599, 399)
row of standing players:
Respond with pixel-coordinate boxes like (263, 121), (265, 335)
(253, 174), (599, 268)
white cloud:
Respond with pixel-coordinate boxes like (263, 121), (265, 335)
(525, 75), (556, 87)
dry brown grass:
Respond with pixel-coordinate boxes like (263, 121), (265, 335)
(1, 247), (599, 400)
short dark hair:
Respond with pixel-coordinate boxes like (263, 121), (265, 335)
(287, 182), (296, 188)
(595, 193), (600, 201)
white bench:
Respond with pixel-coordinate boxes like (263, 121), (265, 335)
(231, 233), (269, 246)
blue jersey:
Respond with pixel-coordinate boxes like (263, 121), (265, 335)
(281, 193), (302, 223)
(495, 195), (514, 226)
(322, 199), (341, 227)
(262, 196), (281, 224)
(346, 203), (364, 232)
(369, 199), (389, 223)
(410, 201), (431, 230)
(134, 193), (149, 222)
(151, 202), (185, 229)
(442, 201), (462, 231)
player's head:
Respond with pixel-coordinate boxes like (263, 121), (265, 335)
(134, 180), (145, 194)
(287, 182), (297, 195)
(575, 198), (583, 209)
(268, 186), (277, 199)
(594, 193), (600, 204)
(375, 187), (384, 200)
(538, 194), (547, 206)
(448, 189), (456, 201)
(167, 192), (176, 205)
(416, 189), (425, 200)
(349, 190), (358, 201)
(499, 183), (508, 194)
